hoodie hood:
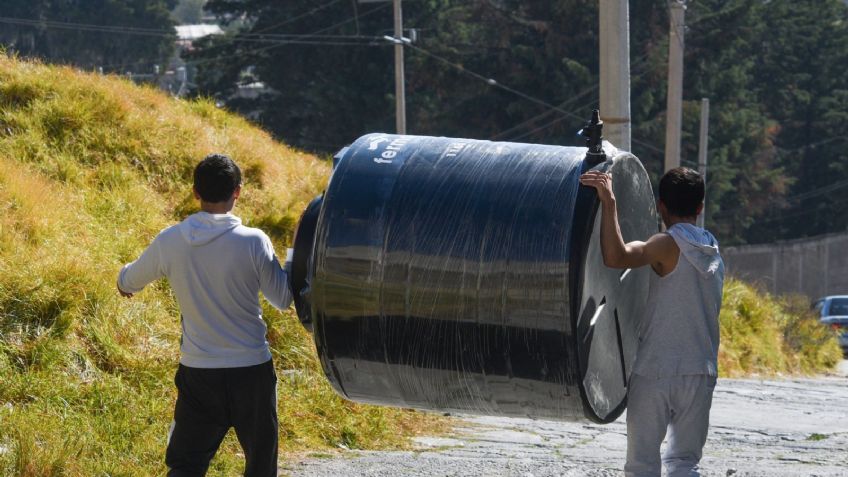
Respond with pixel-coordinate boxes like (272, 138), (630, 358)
(667, 223), (723, 277)
(179, 212), (242, 246)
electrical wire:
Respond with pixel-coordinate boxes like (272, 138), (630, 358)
(0, 16), (385, 43)
(727, 192), (848, 227)
(251, 0), (345, 34)
(92, 4), (393, 71)
(405, 41), (674, 159)
(495, 51), (657, 142)
(713, 177), (848, 220)
(406, 43), (587, 123)
(0, 16), (176, 37)
(488, 58), (648, 141)
(197, 2), (391, 66)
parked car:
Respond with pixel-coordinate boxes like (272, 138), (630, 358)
(814, 295), (848, 356)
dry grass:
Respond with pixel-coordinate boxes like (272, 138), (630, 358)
(718, 278), (842, 377)
(0, 54), (443, 476)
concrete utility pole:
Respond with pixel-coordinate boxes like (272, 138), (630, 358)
(599, 0), (631, 151)
(393, 0), (407, 134)
(664, 0), (686, 172)
(364, 0), (407, 133)
(697, 98), (709, 228)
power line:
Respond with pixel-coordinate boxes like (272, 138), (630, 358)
(0, 16), (176, 37)
(489, 0), (713, 144)
(405, 42), (672, 157)
(776, 136), (848, 153)
(251, 0), (345, 34)
(406, 43), (587, 123)
(166, 0), (378, 59)
(713, 177), (848, 220)
(192, 2), (392, 64)
(0, 2), (392, 57)
(494, 50), (657, 142)
(725, 192), (848, 228)
(491, 23), (713, 152)
(487, 51), (660, 140)
(0, 16), (385, 43)
(94, 4), (393, 72)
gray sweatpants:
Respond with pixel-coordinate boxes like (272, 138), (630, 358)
(624, 373), (717, 477)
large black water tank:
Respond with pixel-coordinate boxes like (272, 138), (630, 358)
(290, 133), (657, 423)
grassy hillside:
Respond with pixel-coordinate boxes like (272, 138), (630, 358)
(0, 54), (442, 476)
(719, 278), (842, 377)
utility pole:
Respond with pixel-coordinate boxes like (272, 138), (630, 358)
(364, 0), (407, 134)
(664, 0), (686, 172)
(393, 0), (406, 134)
(697, 98), (709, 228)
(599, 0), (631, 151)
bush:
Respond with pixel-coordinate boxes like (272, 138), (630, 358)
(719, 278), (842, 377)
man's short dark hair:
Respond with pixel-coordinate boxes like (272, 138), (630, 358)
(658, 167), (704, 217)
(193, 154), (241, 203)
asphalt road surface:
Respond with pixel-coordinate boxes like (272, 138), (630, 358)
(285, 362), (848, 476)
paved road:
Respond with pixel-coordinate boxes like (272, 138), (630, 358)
(286, 363), (848, 476)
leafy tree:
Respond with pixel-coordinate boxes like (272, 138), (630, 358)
(172, 0), (207, 24)
(0, 0), (176, 73)
(746, 0), (848, 241)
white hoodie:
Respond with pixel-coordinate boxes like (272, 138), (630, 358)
(118, 212), (292, 368)
(632, 222), (725, 378)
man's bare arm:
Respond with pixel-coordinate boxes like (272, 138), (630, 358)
(579, 171), (678, 274)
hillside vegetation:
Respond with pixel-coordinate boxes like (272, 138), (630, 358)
(719, 278), (842, 377)
(0, 54), (441, 476)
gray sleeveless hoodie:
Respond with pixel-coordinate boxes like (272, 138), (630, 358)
(632, 223), (725, 378)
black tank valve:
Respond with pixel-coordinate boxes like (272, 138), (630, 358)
(580, 109), (607, 166)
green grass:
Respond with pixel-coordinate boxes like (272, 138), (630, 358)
(718, 278), (842, 377)
(0, 53), (444, 476)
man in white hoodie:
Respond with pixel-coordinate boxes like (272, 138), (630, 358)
(117, 154), (292, 477)
(580, 167), (724, 477)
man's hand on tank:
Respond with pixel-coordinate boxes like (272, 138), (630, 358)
(579, 171), (615, 203)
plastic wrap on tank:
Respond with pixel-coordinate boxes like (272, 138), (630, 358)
(291, 133), (657, 423)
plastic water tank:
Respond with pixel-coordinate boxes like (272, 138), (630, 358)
(290, 133), (657, 423)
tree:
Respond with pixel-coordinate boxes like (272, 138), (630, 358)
(172, 0), (207, 24)
(0, 0), (177, 74)
(747, 0), (848, 241)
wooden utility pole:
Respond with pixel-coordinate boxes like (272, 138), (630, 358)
(599, 0), (631, 151)
(697, 98), (709, 228)
(664, 0), (685, 172)
(393, 0), (407, 134)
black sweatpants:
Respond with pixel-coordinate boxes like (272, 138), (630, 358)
(166, 360), (278, 477)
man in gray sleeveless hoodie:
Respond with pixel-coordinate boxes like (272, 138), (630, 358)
(580, 167), (724, 477)
(117, 154), (292, 476)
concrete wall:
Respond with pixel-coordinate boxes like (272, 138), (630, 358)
(723, 231), (848, 300)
